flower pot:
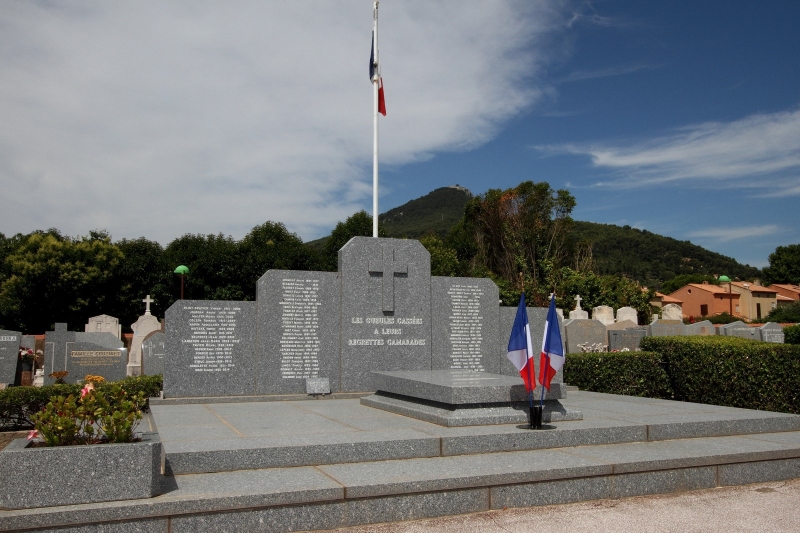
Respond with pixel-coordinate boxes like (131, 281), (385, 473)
(21, 362), (33, 371)
(0, 432), (164, 509)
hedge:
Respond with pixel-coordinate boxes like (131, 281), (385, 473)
(640, 336), (800, 414)
(0, 375), (163, 431)
(784, 324), (800, 345)
(564, 351), (673, 399)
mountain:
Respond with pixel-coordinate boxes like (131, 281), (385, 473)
(379, 185), (472, 238)
(306, 186), (761, 288)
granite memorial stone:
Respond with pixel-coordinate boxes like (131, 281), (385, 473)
(615, 306), (639, 325)
(0, 330), (21, 385)
(255, 270), (340, 394)
(141, 332), (166, 375)
(757, 322), (784, 343)
(686, 320), (716, 336)
(45, 324), (127, 385)
(164, 301), (257, 397)
(647, 317), (686, 337)
(662, 303), (683, 321)
(608, 328), (647, 351)
(431, 277), (499, 374)
(563, 319), (607, 353)
(719, 321), (758, 340)
(592, 305), (615, 326)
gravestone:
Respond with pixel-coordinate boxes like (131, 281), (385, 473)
(592, 305), (615, 326)
(718, 321), (757, 340)
(647, 317), (686, 337)
(608, 328), (647, 351)
(85, 314), (121, 340)
(0, 330), (21, 385)
(563, 319), (607, 353)
(255, 270), (340, 394)
(606, 320), (638, 331)
(662, 303), (683, 321)
(164, 301), (257, 397)
(339, 238), (432, 392)
(45, 324), (127, 385)
(616, 307), (639, 325)
(757, 322), (784, 343)
(686, 320), (716, 336)
(431, 277), (499, 373)
(128, 296), (162, 376)
(141, 332), (166, 376)
(568, 294), (589, 320)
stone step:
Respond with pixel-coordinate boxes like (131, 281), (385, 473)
(4, 430), (800, 532)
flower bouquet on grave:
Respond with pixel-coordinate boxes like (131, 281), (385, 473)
(18, 347), (37, 370)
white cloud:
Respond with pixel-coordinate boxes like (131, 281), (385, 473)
(689, 225), (781, 243)
(0, 1), (568, 244)
(536, 109), (800, 192)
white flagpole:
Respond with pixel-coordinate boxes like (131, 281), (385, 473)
(372, 1), (379, 238)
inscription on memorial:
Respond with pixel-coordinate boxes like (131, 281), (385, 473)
(182, 304), (243, 372)
(346, 315), (426, 346)
(447, 284), (484, 371)
(279, 278), (321, 379)
(70, 350), (122, 368)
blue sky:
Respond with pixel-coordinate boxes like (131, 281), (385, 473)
(1, 1), (798, 269)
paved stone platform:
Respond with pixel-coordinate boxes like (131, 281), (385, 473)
(2, 391), (800, 532)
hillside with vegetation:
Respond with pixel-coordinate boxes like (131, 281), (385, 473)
(379, 185), (472, 238)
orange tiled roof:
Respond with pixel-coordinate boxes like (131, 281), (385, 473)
(777, 294), (795, 301)
(770, 284), (800, 293)
(655, 292), (683, 304)
(730, 281), (778, 293)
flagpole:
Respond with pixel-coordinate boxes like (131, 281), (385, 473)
(372, 1), (379, 238)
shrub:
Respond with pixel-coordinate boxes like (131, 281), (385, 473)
(783, 324), (800, 345)
(564, 351), (673, 398)
(640, 336), (800, 414)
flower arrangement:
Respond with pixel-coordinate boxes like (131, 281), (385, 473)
(29, 382), (146, 446)
(19, 347), (37, 364)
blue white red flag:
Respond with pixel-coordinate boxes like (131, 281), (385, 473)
(539, 296), (565, 390)
(507, 293), (536, 392)
(369, 31), (386, 115)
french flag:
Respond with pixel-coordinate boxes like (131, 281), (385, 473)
(507, 293), (536, 392)
(539, 296), (565, 390)
(369, 32), (386, 116)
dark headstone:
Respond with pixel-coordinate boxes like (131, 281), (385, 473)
(255, 270), (340, 394)
(338, 238), (432, 391)
(757, 322), (784, 343)
(563, 319), (607, 354)
(45, 324), (126, 384)
(431, 277), (499, 373)
(686, 320), (716, 336)
(608, 328), (647, 351)
(141, 331), (166, 376)
(164, 301), (257, 397)
(647, 318), (686, 337)
(0, 330), (21, 385)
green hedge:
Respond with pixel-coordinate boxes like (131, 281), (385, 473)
(784, 324), (800, 345)
(640, 336), (800, 414)
(564, 351), (673, 399)
(0, 375), (162, 430)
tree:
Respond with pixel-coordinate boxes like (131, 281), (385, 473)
(762, 244), (800, 285)
(659, 274), (719, 295)
(418, 234), (464, 277)
(463, 181), (575, 305)
(114, 237), (171, 327)
(0, 231), (124, 332)
(321, 211), (387, 271)
(162, 233), (243, 301)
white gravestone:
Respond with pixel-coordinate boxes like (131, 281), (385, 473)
(569, 294), (589, 320)
(85, 315), (121, 340)
(662, 303), (683, 321)
(128, 295), (162, 377)
(616, 306), (639, 325)
(592, 305), (615, 326)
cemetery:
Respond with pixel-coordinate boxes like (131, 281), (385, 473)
(0, 237), (799, 532)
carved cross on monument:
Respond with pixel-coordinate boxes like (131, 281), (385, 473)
(574, 294), (582, 310)
(142, 295), (154, 316)
(368, 247), (408, 313)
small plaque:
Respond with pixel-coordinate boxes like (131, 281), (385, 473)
(306, 377), (330, 395)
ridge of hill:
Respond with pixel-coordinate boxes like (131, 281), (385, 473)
(305, 186), (760, 288)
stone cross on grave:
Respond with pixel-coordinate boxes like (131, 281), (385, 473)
(574, 294), (582, 310)
(142, 295), (154, 316)
(368, 247), (408, 313)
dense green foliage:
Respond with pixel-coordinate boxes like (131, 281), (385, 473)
(765, 302), (800, 323)
(784, 325), (800, 345)
(0, 375), (162, 430)
(320, 211), (387, 271)
(566, 337), (800, 414)
(570, 222), (761, 289)
(640, 336), (800, 413)
(761, 244), (800, 285)
(380, 186), (471, 238)
(564, 352), (672, 398)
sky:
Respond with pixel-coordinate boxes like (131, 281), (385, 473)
(1, 1), (798, 269)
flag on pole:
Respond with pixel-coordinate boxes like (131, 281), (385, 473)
(369, 30), (386, 115)
(507, 293), (537, 392)
(539, 296), (565, 390)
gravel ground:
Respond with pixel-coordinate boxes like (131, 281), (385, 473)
(331, 478), (800, 533)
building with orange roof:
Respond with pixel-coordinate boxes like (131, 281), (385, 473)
(649, 291), (683, 310)
(729, 281), (779, 320)
(668, 282), (738, 319)
(767, 284), (800, 302)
